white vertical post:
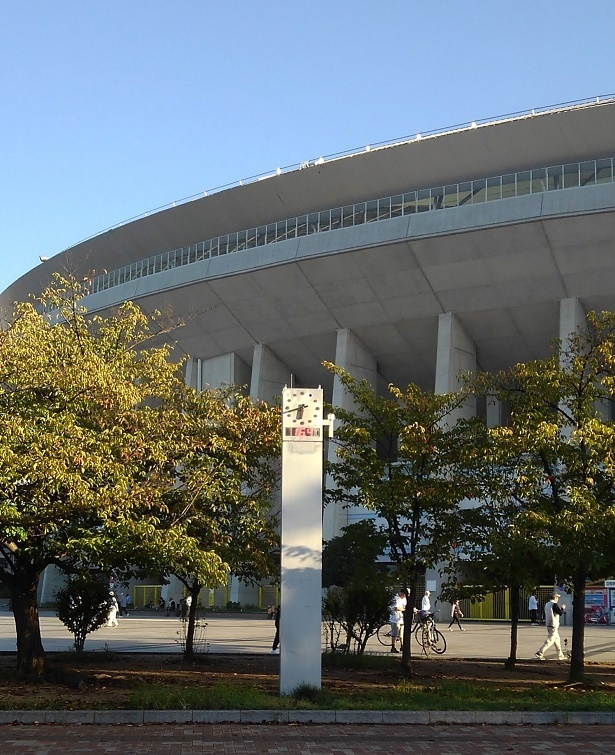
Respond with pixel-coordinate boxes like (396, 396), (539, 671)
(280, 387), (326, 694)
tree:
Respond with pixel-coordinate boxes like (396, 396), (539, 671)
(473, 311), (615, 682)
(55, 573), (111, 652)
(324, 363), (483, 673)
(146, 386), (281, 659)
(0, 276), (190, 675)
(322, 520), (391, 654)
(445, 492), (547, 669)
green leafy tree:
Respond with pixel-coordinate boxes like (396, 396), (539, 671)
(0, 277), (191, 676)
(322, 520), (392, 654)
(444, 489), (548, 669)
(141, 386), (281, 659)
(473, 311), (615, 682)
(324, 363), (483, 673)
(55, 573), (111, 652)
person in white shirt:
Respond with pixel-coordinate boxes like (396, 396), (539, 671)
(417, 590), (432, 622)
(528, 592), (538, 625)
(535, 592), (566, 661)
(389, 589), (407, 653)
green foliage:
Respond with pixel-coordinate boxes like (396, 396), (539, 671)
(323, 520), (388, 588)
(55, 573), (111, 652)
(0, 275), (280, 674)
(323, 363), (484, 606)
(136, 385), (281, 658)
(322, 521), (392, 654)
(470, 310), (615, 681)
(289, 683), (322, 702)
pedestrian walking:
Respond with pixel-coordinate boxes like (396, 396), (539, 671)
(448, 599), (464, 631)
(535, 592), (566, 661)
(528, 592), (539, 625)
(106, 592), (119, 627)
(271, 605), (280, 654)
(119, 593), (129, 617)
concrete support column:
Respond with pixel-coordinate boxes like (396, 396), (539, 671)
(250, 344), (292, 403)
(185, 353), (251, 392)
(486, 398), (506, 428)
(161, 576), (185, 607)
(432, 313), (477, 601)
(559, 298), (598, 423)
(323, 329), (378, 542)
(559, 297), (586, 365)
(434, 312), (476, 421)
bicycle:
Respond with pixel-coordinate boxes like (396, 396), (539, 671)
(376, 622), (403, 650)
(414, 613), (447, 657)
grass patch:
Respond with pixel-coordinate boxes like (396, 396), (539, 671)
(128, 678), (615, 712)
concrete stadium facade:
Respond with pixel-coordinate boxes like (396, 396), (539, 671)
(3, 96), (615, 607)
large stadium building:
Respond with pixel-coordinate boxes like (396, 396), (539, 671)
(3, 96), (615, 610)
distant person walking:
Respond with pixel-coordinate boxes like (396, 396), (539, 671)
(528, 592), (539, 625)
(106, 593), (119, 627)
(536, 592), (566, 661)
(448, 600), (464, 631)
(119, 593), (129, 617)
(271, 606), (280, 654)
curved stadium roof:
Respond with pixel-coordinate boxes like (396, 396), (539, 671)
(3, 96), (615, 393)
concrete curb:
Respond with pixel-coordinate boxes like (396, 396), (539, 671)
(0, 709), (611, 725)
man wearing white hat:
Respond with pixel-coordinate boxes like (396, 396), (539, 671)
(535, 592), (566, 661)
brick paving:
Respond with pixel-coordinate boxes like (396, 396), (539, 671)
(1, 724), (614, 753)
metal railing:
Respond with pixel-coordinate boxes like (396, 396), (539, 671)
(87, 155), (615, 296)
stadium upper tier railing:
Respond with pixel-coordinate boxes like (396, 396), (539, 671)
(87, 156), (615, 295)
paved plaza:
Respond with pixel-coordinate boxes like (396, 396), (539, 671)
(0, 612), (613, 748)
(0, 609), (613, 663)
(1, 723), (613, 753)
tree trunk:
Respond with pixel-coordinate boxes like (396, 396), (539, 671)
(183, 584), (201, 660)
(401, 579), (416, 677)
(569, 570), (586, 683)
(505, 582), (520, 670)
(11, 582), (46, 677)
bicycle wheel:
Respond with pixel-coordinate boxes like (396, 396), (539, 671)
(421, 625), (432, 656)
(431, 628), (447, 655)
(376, 624), (392, 646)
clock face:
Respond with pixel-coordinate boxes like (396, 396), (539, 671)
(282, 387), (323, 441)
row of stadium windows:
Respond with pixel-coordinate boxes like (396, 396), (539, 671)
(89, 156), (614, 294)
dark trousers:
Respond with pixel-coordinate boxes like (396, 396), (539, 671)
(448, 615), (462, 629)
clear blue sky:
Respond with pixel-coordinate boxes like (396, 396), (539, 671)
(1, 1), (614, 294)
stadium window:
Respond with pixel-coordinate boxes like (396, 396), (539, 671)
(580, 161), (596, 186)
(417, 188), (431, 211)
(378, 197), (391, 220)
(443, 185), (458, 208)
(390, 195), (403, 217)
(342, 205), (355, 228)
(486, 176), (501, 202)
(563, 163), (579, 189)
(596, 158), (613, 184)
(365, 200), (378, 222)
(403, 191), (417, 214)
